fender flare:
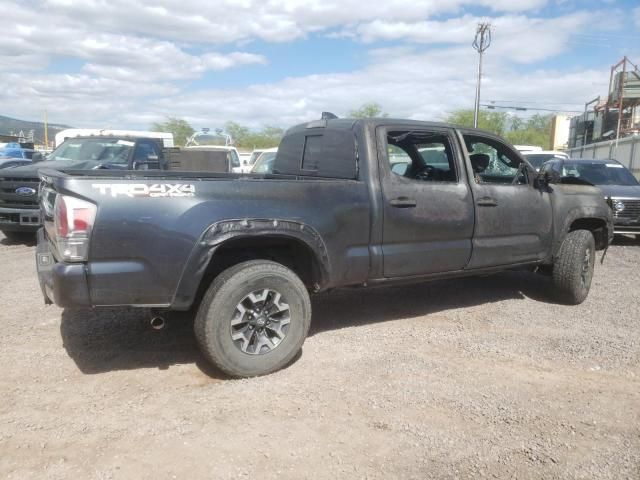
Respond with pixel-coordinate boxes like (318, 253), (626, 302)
(554, 206), (610, 256)
(171, 218), (330, 310)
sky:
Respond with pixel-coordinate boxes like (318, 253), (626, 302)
(1, 0), (639, 131)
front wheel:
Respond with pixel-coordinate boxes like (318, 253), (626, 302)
(194, 260), (311, 377)
(552, 230), (596, 305)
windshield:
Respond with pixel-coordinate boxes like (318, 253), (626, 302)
(252, 152), (277, 173)
(186, 131), (231, 147)
(48, 138), (133, 164)
(561, 162), (639, 186)
(248, 150), (264, 165)
(524, 153), (566, 169)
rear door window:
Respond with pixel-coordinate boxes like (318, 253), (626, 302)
(386, 131), (458, 182)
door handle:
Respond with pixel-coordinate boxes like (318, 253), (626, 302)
(390, 197), (417, 208)
(476, 196), (498, 207)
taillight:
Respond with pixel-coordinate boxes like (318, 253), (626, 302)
(53, 195), (97, 262)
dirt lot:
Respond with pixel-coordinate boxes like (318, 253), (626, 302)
(0, 232), (639, 480)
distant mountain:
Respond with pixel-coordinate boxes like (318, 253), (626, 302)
(0, 114), (71, 146)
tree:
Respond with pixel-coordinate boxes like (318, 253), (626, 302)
(151, 117), (195, 146)
(504, 114), (552, 148)
(444, 110), (552, 148)
(445, 109), (509, 136)
(224, 121), (251, 145)
(225, 121), (284, 150)
(348, 102), (388, 118)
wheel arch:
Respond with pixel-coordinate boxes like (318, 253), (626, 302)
(172, 219), (330, 310)
(552, 207), (610, 260)
(567, 217), (609, 250)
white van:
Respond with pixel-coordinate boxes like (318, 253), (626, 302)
(54, 129), (174, 148)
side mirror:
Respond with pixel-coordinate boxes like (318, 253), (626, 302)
(546, 169), (561, 184)
(31, 152), (43, 163)
(535, 170), (559, 188)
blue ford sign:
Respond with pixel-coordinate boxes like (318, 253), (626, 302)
(15, 187), (36, 196)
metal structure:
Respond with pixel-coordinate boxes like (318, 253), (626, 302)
(608, 57), (640, 148)
(568, 57), (640, 152)
(185, 128), (233, 147)
(472, 23), (492, 128)
(567, 134), (640, 178)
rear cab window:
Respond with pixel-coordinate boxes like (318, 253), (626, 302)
(273, 127), (358, 179)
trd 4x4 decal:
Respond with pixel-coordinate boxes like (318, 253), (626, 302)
(91, 183), (196, 198)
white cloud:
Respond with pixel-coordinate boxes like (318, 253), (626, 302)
(38, 0), (550, 44)
(136, 47), (608, 129)
(350, 11), (592, 63)
(0, 2), (266, 78)
(0, 0), (623, 132)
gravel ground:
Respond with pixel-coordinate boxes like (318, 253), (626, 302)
(0, 231), (639, 480)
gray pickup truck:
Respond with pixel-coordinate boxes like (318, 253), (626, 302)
(36, 117), (613, 377)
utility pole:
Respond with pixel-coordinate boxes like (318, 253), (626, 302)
(472, 22), (492, 128)
(44, 109), (49, 148)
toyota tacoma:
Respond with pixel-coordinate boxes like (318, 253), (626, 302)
(36, 116), (613, 377)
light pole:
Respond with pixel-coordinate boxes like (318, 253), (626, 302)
(473, 23), (492, 128)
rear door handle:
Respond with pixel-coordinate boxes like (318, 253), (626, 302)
(390, 197), (417, 208)
(476, 196), (498, 207)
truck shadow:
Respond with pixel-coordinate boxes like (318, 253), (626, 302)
(60, 270), (551, 377)
(309, 270), (551, 336)
(60, 308), (229, 379)
(0, 235), (37, 246)
(612, 234), (640, 246)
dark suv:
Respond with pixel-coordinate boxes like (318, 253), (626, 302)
(540, 158), (640, 238)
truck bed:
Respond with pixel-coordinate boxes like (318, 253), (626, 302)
(39, 168), (372, 309)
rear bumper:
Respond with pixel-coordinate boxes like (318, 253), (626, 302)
(0, 206), (40, 232)
(36, 228), (92, 307)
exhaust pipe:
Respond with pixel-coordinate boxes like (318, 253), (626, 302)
(150, 316), (166, 330)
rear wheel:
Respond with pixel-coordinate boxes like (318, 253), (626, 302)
(194, 260), (311, 377)
(552, 230), (596, 305)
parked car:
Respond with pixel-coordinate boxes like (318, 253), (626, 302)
(248, 149), (266, 165)
(36, 116), (613, 377)
(0, 135), (234, 240)
(0, 158), (31, 169)
(0, 144), (36, 160)
(54, 129), (174, 148)
(243, 148), (279, 173)
(540, 157), (640, 238)
(184, 130), (243, 173)
(514, 145), (543, 152)
(522, 150), (569, 171)
(238, 152), (252, 172)
(251, 148), (278, 173)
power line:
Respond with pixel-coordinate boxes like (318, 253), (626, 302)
(488, 100), (586, 106)
(481, 104), (582, 113)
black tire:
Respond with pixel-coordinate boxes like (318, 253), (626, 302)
(552, 230), (596, 305)
(194, 260), (311, 377)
